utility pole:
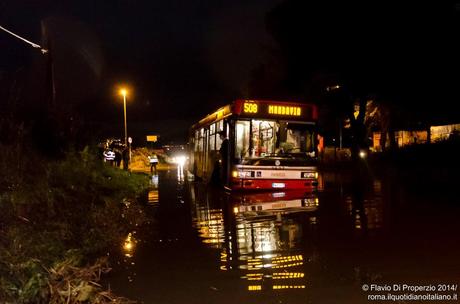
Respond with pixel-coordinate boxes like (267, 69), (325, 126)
(1, 24), (53, 106)
(0, 25), (48, 54)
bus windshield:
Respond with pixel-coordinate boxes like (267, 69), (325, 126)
(282, 122), (316, 155)
(234, 120), (316, 160)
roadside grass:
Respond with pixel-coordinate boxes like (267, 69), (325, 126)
(0, 144), (149, 303)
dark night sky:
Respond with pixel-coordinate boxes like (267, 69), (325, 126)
(0, 0), (283, 141)
(1, 1), (460, 142)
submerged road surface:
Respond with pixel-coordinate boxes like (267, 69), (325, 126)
(107, 166), (460, 304)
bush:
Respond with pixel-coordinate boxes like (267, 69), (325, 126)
(0, 144), (149, 303)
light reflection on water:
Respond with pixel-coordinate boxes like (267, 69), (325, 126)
(191, 187), (319, 293)
(147, 174), (160, 205)
(108, 168), (460, 304)
(189, 170), (394, 295)
(346, 179), (384, 231)
(123, 232), (136, 258)
(120, 231), (138, 282)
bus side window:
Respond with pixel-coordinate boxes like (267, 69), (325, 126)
(209, 123), (216, 151)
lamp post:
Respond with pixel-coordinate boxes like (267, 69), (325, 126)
(120, 88), (128, 146)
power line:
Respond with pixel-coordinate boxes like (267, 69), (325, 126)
(0, 24), (48, 54)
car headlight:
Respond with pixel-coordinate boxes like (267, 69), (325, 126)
(175, 156), (186, 166)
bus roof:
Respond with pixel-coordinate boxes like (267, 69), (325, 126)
(191, 99), (317, 130)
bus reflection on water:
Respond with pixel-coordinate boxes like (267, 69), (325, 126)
(191, 186), (319, 292)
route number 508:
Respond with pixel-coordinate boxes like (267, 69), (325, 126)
(244, 103), (258, 113)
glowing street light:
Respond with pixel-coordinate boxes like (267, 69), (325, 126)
(119, 88), (128, 146)
(326, 85), (340, 92)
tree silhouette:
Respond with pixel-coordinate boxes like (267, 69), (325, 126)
(258, 0), (460, 156)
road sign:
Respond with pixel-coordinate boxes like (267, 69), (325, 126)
(147, 135), (158, 142)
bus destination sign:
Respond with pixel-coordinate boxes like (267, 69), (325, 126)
(267, 104), (301, 116)
(237, 100), (313, 120)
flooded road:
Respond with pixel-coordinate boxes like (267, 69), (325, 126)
(108, 167), (460, 303)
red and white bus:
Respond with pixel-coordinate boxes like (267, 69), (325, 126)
(188, 99), (319, 190)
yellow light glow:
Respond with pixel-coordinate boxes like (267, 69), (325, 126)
(243, 102), (258, 113)
(273, 285), (305, 290)
(123, 233), (135, 257)
(232, 171), (238, 178)
(217, 109), (225, 119)
(233, 207), (239, 214)
(248, 285), (262, 291)
(272, 255), (303, 262)
(247, 277), (263, 281)
(119, 88), (128, 97)
(273, 272), (305, 279)
(147, 135), (158, 142)
(272, 262), (304, 269)
(268, 105), (301, 116)
(148, 190), (159, 203)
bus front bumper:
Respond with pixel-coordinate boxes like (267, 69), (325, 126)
(230, 178), (318, 190)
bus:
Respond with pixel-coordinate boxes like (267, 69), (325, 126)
(232, 190), (319, 216)
(188, 99), (319, 190)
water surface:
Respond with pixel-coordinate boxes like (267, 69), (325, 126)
(108, 167), (460, 303)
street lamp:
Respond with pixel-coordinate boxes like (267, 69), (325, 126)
(119, 88), (128, 146)
(325, 84), (344, 149)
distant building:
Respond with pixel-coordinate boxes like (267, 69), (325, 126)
(372, 130), (428, 151)
(430, 123), (460, 142)
(372, 122), (460, 151)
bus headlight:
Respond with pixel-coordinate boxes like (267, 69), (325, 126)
(232, 171), (254, 178)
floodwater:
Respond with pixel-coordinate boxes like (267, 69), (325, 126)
(107, 166), (460, 304)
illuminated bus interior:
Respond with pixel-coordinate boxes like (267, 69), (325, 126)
(235, 120), (316, 160)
